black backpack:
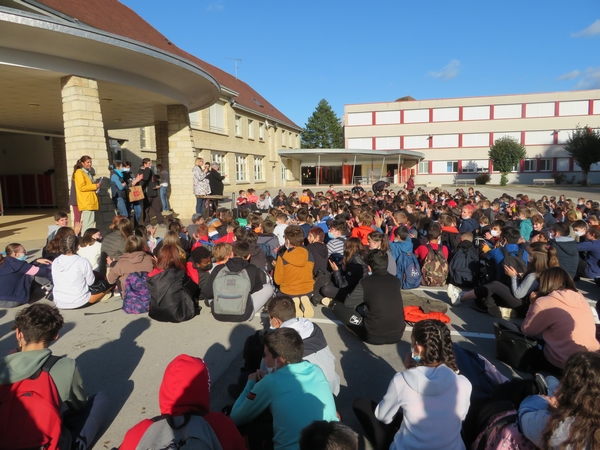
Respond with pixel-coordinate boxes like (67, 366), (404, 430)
(499, 247), (527, 285)
(148, 269), (199, 323)
(449, 246), (480, 287)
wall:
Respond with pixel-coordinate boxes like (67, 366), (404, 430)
(0, 133), (54, 174)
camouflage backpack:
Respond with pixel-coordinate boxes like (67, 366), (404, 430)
(421, 243), (448, 286)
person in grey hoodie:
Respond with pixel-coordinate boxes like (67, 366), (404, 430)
(549, 222), (579, 279)
(519, 352), (600, 450)
(0, 304), (108, 450)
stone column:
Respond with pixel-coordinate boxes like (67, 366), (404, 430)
(60, 75), (112, 231)
(167, 105), (196, 220)
(51, 137), (69, 209)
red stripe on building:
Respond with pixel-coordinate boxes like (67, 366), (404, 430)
(536, 157), (541, 172)
(522, 103), (526, 118)
(457, 160), (463, 173)
(553, 131), (559, 145)
(458, 134), (463, 148)
(459, 106), (463, 121)
(429, 135), (433, 149)
(490, 105), (494, 120)
(372, 137), (376, 150)
(521, 131), (526, 145)
(555, 101), (560, 117)
(400, 110), (404, 124)
(400, 136), (404, 149)
(590, 100), (595, 115)
(429, 108), (433, 122)
(489, 132), (494, 146)
(372, 111), (376, 125)
(519, 159), (525, 173)
(428, 161), (433, 174)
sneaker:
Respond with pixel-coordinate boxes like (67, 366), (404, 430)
(321, 297), (333, 307)
(447, 284), (463, 305)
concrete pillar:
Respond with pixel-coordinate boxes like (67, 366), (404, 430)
(167, 105), (196, 220)
(51, 137), (69, 209)
(155, 121), (169, 168)
(60, 75), (112, 231)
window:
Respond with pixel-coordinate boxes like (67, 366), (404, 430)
(282, 129), (286, 146)
(281, 163), (287, 182)
(462, 160), (489, 173)
(259, 122), (265, 141)
(447, 161), (459, 173)
(235, 115), (242, 136)
(540, 158), (553, 172)
(431, 161), (458, 173)
(209, 102), (225, 132)
(492, 162), (518, 172)
(189, 111), (200, 129)
(556, 158), (570, 171)
(235, 155), (247, 181)
(248, 119), (254, 139)
(254, 157), (264, 181)
(211, 152), (226, 175)
(523, 159), (537, 172)
(139, 128), (147, 148)
(418, 161), (429, 174)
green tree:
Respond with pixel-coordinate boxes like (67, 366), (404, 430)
(564, 125), (600, 186)
(488, 136), (526, 186)
(301, 99), (343, 149)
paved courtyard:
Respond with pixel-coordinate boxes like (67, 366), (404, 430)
(0, 183), (599, 448)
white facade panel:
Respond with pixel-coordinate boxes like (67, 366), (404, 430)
(494, 104), (521, 119)
(375, 136), (400, 150)
(403, 135), (429, 149)
(556, 158), (570, 172)
(432, 107), (459, 122)
(559, 100), (588, 116)
(375, 111), (400, 125)
(462, 133), (490, 147)
(348, 138), (372, 149)
(494, 132), (521, 143)
(432, 161), (449, 173)
(463, 106), (490, 121)
(403, 109), (429, 123)
(525, 102), (555, 118)
(557, 130), (572, 144)
(594, 100), (600, 114)
(432, 134), (459, 148)
(347, 112), (372, 126)
(525, 130), (554, 145)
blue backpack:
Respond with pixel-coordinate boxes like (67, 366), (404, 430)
(123, 272), (151, 314)
(395, 250), (422, 289)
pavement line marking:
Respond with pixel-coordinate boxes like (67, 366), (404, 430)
(260, 314), (496, 339)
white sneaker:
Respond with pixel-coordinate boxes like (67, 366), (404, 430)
(447, 284), (463, 305)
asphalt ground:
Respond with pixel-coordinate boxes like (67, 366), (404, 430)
(0, 183), (599, 449)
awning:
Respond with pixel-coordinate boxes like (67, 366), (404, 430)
(278, 148), (425, 165)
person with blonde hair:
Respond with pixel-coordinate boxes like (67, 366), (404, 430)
(192, 157), (210, 216)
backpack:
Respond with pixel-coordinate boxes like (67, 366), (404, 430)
(449, 246), (480, 287)
(211, 267), (253, 322)
(421, 243), (448, 286)
(0, 355), (62, 450)
(499, 247), (527, 285)
(148, 269), (199, 323)
(123, 272), (151, 314)
(136, 413), (222, 450)
(471, 401), (537, 450)
(395, 250), (422, 289)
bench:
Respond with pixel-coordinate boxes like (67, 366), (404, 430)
(532, 179), (555, 186)
(454, 179), (476, 186)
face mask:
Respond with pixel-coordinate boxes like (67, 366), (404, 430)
(202, 263), (213, 271)
(17, 255), (27, 261)
(411, 347), (421, 363)
(550, 232), (556, 239)
(480, 224), (485, 228)
(266, 364), (277, 374)
(328, 231), (335, 239)
(578, 202), (584, 206)
(491, 229), (499, 237)
(368, 271), (372, 276)
(123, 168), (130, 172)
(575, 230), (585, 237)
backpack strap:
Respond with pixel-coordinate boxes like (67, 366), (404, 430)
(30, 355), (62, 380)
(150, 412), (206, 430)
(517, 248), (524, 258)
(500, 247), (508, 258)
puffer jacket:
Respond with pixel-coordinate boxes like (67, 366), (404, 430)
(73, 168), (98, 211)
(274, 246), (315, 296)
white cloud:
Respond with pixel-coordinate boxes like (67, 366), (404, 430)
(429, 60), (460, 80)
(575, 67), (600, 89)
(571, 19), (600, 37)
(207, 0), (224, 11)
(557, 70), (581, 81)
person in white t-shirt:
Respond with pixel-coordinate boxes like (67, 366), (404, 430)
(52, 235), (112, 309)
(77, 228), (102, 271)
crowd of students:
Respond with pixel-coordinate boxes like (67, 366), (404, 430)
(1, 179), (600, 449)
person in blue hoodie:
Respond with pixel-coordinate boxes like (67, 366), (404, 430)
(458, 205), (479, 233)
(109, 162), (129, 218)
(485, 227), (529, 282)
(576, 226), (600, 279)
(518, 206), (533, 241)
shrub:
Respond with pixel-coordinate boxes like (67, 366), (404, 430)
(475, 173), (491, 185)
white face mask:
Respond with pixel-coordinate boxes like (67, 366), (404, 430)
(491, 229), (499, 237)
(575, 230), (585, 237)
(266, 364), (277, 374)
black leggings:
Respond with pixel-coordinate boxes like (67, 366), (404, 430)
(352, 397), (402, 450)
(474, 281), (523, 308)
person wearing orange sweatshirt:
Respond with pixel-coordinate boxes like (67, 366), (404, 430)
(351, 211), (374, 246)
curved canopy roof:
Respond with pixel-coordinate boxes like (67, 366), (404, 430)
(278, 148), (425, 165)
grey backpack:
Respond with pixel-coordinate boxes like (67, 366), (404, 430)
(211, 267), (252, 322)
(136, 414), (222, 450)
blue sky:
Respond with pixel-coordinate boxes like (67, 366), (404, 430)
(120, 0), (600, 128)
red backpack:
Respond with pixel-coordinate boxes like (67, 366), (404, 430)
(0, 355), (63, 450)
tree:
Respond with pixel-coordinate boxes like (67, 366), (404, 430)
(301, 99), (343, 149)
(488, 136), (526, 186)
(564, 125), (600, 186)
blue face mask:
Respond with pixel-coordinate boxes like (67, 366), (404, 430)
(328, 231), (335, 239)
(17, 254), (27, 261)
(122, 168), (130, 172)
(411, 347), (421, 363)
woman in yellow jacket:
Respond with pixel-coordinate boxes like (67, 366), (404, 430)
(73, 155), (100, 234)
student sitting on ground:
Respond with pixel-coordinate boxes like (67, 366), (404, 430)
(52, 235), (113, 309)
(320, 237), (368, 304)
(107, 235), (154, 291)
(299, 421), (358, 450)
(119, 354), (245, 450)
(43, 226), (77, 261)
(576, 226), (600, 279)
(211, 242), (232, 270)
(47, 211), (69, 243)
(230, 328), (338, 450)
(0, 243), (52, 308)
(350, 211), (375, 245)
(185, 246), (213, 300)
(330, 250), (405, 345)
(414, 223), (449, 286)
(0, 304), (109, 450)
(204, 241), (272, 322)
(549, 222), (579, 280)
(77, 228), (102, 271)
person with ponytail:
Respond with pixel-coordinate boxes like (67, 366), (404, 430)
(51, 235), (112, 309)
(519, 351), (600, 449)
(72, 155), (100, 234)
(0, 243), (52, 308)
(353, 319), (472, 450)
(448, 242), (559, 317)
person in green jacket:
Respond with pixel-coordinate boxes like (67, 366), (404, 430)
(0, 304), (109, 449)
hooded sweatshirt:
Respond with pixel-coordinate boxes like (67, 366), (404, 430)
(550, 237), (579, 279)
(51, 254), (95, 309)
(119, 354), (245, 450)
(375, 365), (472, 450)
(107, 251), (154, 290)
(274, 247), (315, 296)
(0, 257), (50, 304)
(351, 225), (374, 245)
(522, 289), (599, 368)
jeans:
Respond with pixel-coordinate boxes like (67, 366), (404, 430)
(132, 201), (142, 226)
(196, 197), (205, 216)
(113, 196), (129, 218)
(159, 186), (169, 211)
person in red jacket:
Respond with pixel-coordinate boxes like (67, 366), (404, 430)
(350, 211), (374, 245)
(119, 354), (246, 450)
